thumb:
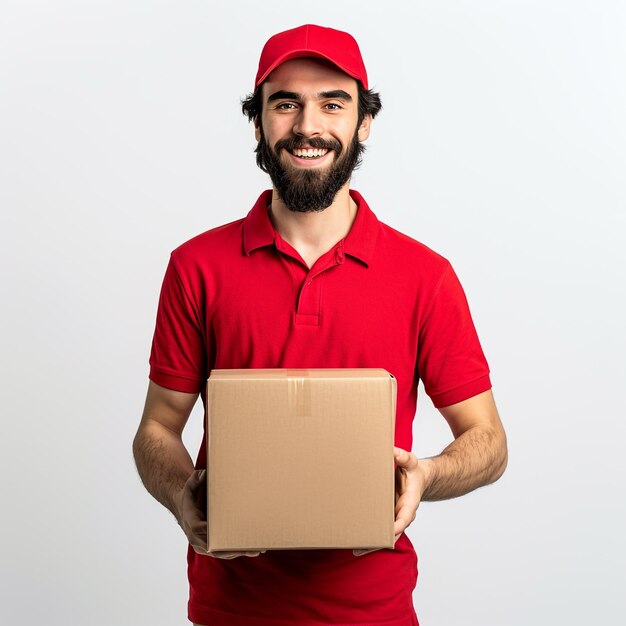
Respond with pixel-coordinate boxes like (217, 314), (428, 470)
(394, 446), (409, 465)
(394, 447), (419, 472)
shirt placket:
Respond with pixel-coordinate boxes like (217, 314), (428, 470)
(275, 237), (346, 327)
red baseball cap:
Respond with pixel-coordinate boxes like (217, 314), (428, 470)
(254, 24), (369, 90)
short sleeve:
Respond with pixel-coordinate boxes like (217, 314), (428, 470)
(417, 262), (491, 408)
(149, 255), (208, 393)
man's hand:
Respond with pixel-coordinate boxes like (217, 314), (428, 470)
(178, 469), (265, 559)
(177, 470), (209, 554)
(353, 446), (429, 557)
(392, 446), (430, 541)
(133, 383), (265, 561)
(355, 392), (507, 558)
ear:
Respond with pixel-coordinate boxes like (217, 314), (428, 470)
(254, 117), (262, 142)
(358, 114), (372, 142)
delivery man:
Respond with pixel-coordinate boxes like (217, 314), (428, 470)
(133, 24), (508, 626)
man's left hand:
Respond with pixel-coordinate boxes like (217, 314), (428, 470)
(392, 446), (430, 542)
(353, 446), (429, 557)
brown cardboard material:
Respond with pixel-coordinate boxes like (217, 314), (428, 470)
(205, 368), (396, 552)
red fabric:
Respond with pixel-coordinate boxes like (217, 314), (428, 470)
(149, 189), (491, 625)
(255, 24), (368, 89)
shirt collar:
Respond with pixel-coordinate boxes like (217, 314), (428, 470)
(242, 190), (275, 254)
(242, 189), (379, 267)
(343, 189), (379, 266)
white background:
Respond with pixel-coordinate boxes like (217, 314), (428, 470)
(1, 1), (624, 624)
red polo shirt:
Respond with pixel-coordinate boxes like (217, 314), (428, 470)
(149, 189), (491, 626)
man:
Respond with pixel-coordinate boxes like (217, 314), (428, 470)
(133, 24), (507, 626)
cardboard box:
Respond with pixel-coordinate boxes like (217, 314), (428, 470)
(205, 368), (396, 552)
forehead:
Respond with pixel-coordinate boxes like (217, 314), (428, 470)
(261, 58), (359, 99)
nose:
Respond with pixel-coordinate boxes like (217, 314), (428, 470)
(292, 103), (323, 138)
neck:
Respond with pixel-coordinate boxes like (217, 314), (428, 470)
(268, 183), (357, 264)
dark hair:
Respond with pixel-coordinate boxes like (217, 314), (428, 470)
(241, 81), (382, 128)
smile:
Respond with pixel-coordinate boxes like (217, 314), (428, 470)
(291, 148), (329, 159)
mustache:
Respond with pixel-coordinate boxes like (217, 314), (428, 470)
(273, 136), (343, 156)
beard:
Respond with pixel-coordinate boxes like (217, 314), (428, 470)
(255, 128), (366, 213)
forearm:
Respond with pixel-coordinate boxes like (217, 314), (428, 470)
(420, 424), (508, 502)
(132, 418), (195, 519)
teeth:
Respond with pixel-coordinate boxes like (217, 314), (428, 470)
(292, 148), (329, 159)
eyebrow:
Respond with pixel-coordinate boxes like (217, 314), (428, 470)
(266, 89), (353, 102)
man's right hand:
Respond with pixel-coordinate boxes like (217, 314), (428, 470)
(134, 382), (265, 560)
(178, 469), (265, 559)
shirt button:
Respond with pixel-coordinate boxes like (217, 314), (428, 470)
(307, 281), (312, 286)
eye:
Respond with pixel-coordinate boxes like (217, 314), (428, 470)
(324, 103), (342, 111)
(276, 102), (297, 110)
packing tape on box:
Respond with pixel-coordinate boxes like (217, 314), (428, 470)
(286, 370), (311, 418)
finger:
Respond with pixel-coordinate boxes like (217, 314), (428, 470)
(395, 485), (420, 513)
(181, 496), (207, 528)
(185, 470), (201, 493)
(394, 493), (419, 519)
(183, 521), (207, 546)
(393, 505), (417, 536)
(353, 548), (381, 556)
(190, 540), (210, 555)
(182, 475), (207, 525)
(393, 514), (413, 536)
(209, 551), (241, 559)
(395, 475), (421, 509)
(393, 518), (412, 537)
(188, 469), (206, 498)
(394, 494), (419, 536)
(209, 551), (264, 559)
